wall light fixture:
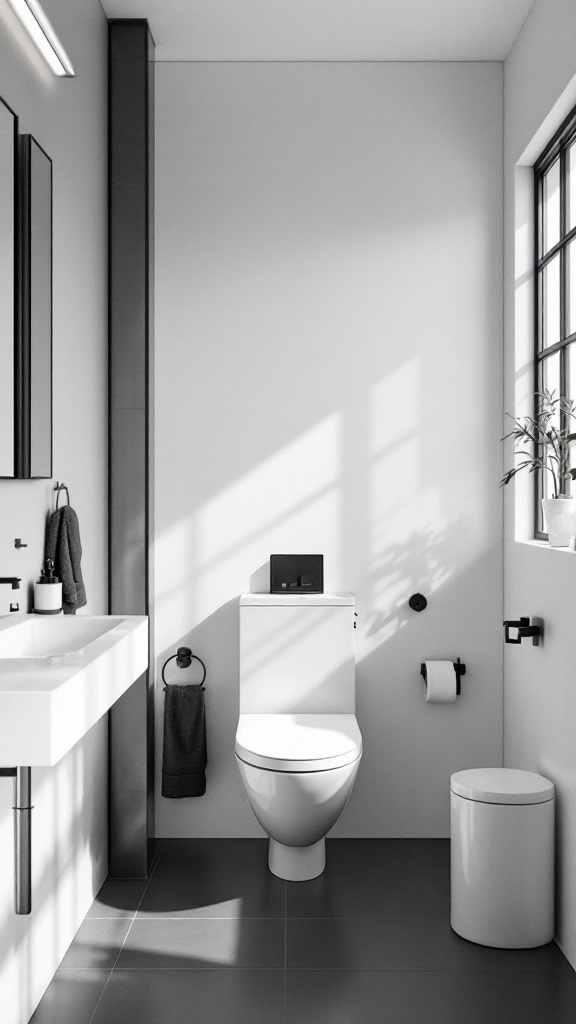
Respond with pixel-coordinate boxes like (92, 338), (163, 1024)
(8, 0), (74, 77)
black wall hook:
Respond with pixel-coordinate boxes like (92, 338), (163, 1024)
(176, 646), (193, 668)
(409, 593), (427, 613)
(54, 481), (70, 508)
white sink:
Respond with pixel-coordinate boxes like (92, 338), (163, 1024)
(0, 615), (121, 659)
(0, 613), (148, 766)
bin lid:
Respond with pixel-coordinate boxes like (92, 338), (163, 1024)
(451, 768), (554, 805)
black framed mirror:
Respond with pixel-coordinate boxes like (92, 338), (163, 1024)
(0, 111), (53, 479)
(17, 135), (53, 479)
(0, 96), (17, 477)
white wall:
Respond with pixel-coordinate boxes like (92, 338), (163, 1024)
(155, 61), (504, 838)
(0, 0), (109, 1020)
(504, 0), (576, 971)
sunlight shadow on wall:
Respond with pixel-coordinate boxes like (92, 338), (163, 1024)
(155, 413), (342, 655)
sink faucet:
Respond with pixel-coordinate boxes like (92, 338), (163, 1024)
(0, 578), (21, 589)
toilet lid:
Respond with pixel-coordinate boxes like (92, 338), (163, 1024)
(451, 768), (554, 805)
(235, 714), (362, 772)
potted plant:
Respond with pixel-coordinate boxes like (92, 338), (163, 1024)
(501, 389), (576, 546)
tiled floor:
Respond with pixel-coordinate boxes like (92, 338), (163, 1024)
(31, 839), (576, 1024)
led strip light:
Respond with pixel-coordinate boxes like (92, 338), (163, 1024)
(9, 0), (74, 77)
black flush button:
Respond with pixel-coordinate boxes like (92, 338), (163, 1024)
(270, 555), (323, 594)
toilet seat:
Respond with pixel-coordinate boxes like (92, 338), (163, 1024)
(235, 713), (362, 772)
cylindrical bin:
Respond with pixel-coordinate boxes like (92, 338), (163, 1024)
(451, 768), (554, 948)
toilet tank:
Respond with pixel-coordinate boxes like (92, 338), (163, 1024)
(239, 593), (355, 714)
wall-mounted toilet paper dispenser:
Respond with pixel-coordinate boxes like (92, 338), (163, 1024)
(420, 658), (466, 699)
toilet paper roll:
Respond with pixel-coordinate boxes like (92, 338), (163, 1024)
(424, 661), (457, 703)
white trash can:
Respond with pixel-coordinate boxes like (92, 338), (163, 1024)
(451, 768), (554, 948)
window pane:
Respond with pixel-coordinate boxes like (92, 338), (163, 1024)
(544, 158), (561, 252)
(541, 349), (561, 403)
(543, 253), (561, 347)
(568, 239), (576, 337)
(568, 142), (576, 232)
(540, 351), (561, 500)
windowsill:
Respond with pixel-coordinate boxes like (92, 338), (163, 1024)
(515, 538), (576, 555)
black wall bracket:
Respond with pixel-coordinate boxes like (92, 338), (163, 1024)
(503, 617), (543, 646)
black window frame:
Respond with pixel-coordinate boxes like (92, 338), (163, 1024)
(534, 103), (576, 539)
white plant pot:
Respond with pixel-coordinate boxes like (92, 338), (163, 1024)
(542, 497), (576, 547)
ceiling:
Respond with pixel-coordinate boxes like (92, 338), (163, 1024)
(100, 0), (535, 62)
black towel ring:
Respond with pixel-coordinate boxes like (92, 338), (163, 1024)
(162, 647), (207, 689)
(54, 482), (70, 509)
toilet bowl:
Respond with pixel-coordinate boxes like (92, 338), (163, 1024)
(236, 593), (362, 881)
(236, 713), (362, 880)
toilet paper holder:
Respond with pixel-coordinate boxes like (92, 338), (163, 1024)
(420, 658), (466, 696)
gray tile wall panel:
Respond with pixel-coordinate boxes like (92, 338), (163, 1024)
(109, 406), (146, 614)
(110, 125), (146, 189)
(110, 60), (146, 126)
(108, 20), (155, 878)
(109, 673), (149, 877)
(145, 39), (155, 865)
(110, 23), (146, 63)
(110, 187), (146, 410)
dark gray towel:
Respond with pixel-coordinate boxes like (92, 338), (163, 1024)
(162, 684), (207, 797)
(45, 506), (87, 615)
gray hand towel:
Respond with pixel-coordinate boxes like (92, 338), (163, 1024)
(162, 684), (207, 798)
(45, 505), (87, 615)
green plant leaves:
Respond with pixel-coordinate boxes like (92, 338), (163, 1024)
(501, 388), (576, 492)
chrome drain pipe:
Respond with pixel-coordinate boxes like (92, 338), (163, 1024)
(0, 767), (32, 914)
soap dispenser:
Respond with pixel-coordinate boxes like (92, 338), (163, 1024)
(34, 559), (62, 614)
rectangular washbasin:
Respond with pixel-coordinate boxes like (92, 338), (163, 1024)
(0, 613), (148, 766)
(0, 615), (121, 658)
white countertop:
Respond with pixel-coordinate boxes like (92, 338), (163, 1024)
(0, 614), (148, 766)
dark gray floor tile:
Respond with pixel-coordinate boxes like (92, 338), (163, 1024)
(87, 879), (148, 918)
(91, 970), (284, 1024)
(29, 970), (110, 1024)
(286, 970), (556, 1024)
(287, 868), (445, 919)
(59, 918), (132, 970)
(116, 917), (285, 969)
(34, 840), (576, 1024)
(416, 839), (451, 895)
(149, 838), (166, 870)
(525, 968), (576, 1023)
(138, 839), (285, 918)
(325, 839), (427, 879)
(288, 839), (442, 920)
(287, 916), (568, 971)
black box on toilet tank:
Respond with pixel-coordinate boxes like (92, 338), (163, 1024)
(270, 555), (324, 594)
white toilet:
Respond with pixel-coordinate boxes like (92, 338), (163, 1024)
(235, 592), (362, 881)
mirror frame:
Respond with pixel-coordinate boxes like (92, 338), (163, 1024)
(17, 134), (53, 479)
(0, 96), (18, 478)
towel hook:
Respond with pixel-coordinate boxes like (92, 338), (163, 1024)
(54, 482), (70, 509)
(162, 647), (207, 689)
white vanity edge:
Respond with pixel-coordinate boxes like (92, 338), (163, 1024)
(0, 615), (148, 766)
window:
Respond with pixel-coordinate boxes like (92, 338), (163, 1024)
(534, 105), (576, 537)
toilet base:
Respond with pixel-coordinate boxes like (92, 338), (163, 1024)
(268, 838), (326, 881)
